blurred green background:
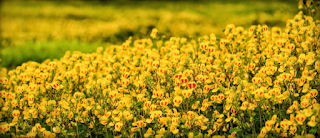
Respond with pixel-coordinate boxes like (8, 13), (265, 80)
(0, 0), (318, 69)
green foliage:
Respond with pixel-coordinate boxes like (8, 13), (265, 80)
(0, 41), (105, 69)
(229, 127), (240, 133)
(309, 127), (318, 134)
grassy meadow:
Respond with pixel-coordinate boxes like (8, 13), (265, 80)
(0, 0), (306, 69)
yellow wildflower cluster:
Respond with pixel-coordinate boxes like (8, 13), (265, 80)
(0, 11), (320, 138)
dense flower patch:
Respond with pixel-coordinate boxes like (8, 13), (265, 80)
(0, 11), (320, 138)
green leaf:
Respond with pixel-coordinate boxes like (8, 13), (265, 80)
(244, 134), (253, 138)
(135, 102), (142, 107)
(309, 127), (318, 134)
(229, 127), (240, 133)
(191, 98), (202, 104)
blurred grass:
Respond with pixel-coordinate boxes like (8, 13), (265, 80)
(1, 0), (318, 69)
(0, 0), (300, 46)
(0, 41), (104, 69)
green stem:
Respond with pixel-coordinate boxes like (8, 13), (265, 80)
(187, 98), (189, 111)
(76, 121), (79, 138)
(259, 110), (262, 130)
(279, 104), (282, 121)
(139, 128), (142, 138)
(251, 111), (256, 137)
(107, 128), (109, 138)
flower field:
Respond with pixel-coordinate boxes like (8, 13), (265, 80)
(1, 1), (320, 138)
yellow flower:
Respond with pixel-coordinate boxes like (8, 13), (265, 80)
(200, 42), (209, 50)
(182, 90), (192, 98)
(153, 90), (164, 98)
(51, 82), (61, 90)
(108, 122), (114, 127)
(313, 103), (320, 115)
(30, 108), (38, 119)
(188, 132), (194, 138)
(180, 77), (188, 86)
(289, 125), (297, 135)
(27, 132), (36, 137)
(305, 134), (316, 138)
(146, 115), (154, 123)
(67, 112), (73, 120)
(307, 116), (317, 127)
(136, 94), (145, 102)
(109, 90), (118, 98)
(192, 101), (200, 109)
(46, 118), (54, 126)
(259, 127), (268, 136)
(170, 124), (179, 134)
(187, 81), (197, 89)
(298, 54), (305, 63)
(305, 52), (315, 65)
(30, 126), (37, 134)
(160, 99), (169, 107)
(115, 122), (123, 132)
(0, 122), (10, 133)
(88, 122), (94, 128)
(99, 116), (109, 125)
(173, 96), (182, 107)
(274, 123), (281, 133)
(303, 107), (313, 117)
(144, 128), (153, 138)
(240, 101), (249, 110)
(12, 110), (20, 118)
(123, 111), (133, 120)
(0, 77), (8, 84)
(269, 115), (276, 123)
(52, 126), (60, 133)
(10, 99), (19, 108)
(315, 60), (320, 72)
(252, 77), (262, 84)
(143, 101), (151, 110)
(265, 120), (274, 131)
(34, 123), (45, 132)
(295, 113), (306, 125)
(287, 105), (295, 114)
(282, 73), (293, 81)
(309, 89), (318, 97)
(121, 79), (129, 88)
(150, 28), (158, 38)
(199, 102), (208, 111)
(43, 130), (51, 138)
(280, 119), (292, 130)
(48, 100), (56, 106)
(133, 120), (145, 128)
(301, 99), (310, 108)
